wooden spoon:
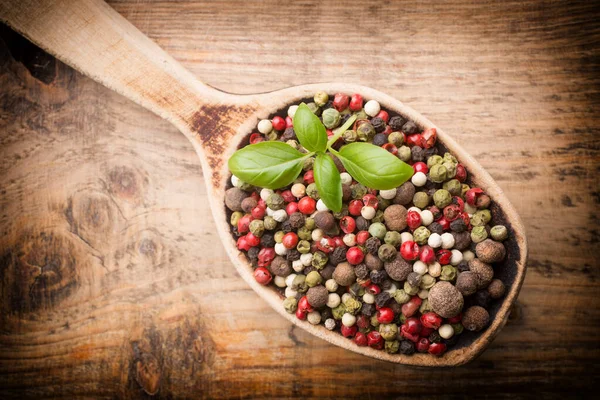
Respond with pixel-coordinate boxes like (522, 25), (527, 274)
(0, 0), (527, 366)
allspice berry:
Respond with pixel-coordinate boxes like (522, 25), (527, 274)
(428, 281), (464, 318)
(394, 182), (415, 206)
(241, 196), (258, 213)
(468, 259), (494, 289)
(455, 271), (478, 296)
(270, 256), (292, 277)
(332, 262), (356, 286)
(384, 257), (413, 281)
(225, 187), (248, 212)
(462, 306), (490, 332)
(487, 279), (506, 299)
(365, 253), (383, 271)
(307, 285), (329, 308)
(452, 231), (471, 251)
(383, 204), (408, 231)
(314, 211), (336, 231)
(476, 239), (507, 263)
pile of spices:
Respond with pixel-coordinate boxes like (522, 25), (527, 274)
(225, 92), (509, 357)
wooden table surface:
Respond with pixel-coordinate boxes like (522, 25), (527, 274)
(1, 0), (599, 398)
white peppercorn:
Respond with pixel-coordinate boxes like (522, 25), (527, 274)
(364, 100), (381, 117)
(327, 293), (341, 308)
(411, 172), (427, 187)
(324, 318), (336, 330)
(307, 311), (321, 325)
(325, 279), (338, 292)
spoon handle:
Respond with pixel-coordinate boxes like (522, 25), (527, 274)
(0, 0), (237, 138)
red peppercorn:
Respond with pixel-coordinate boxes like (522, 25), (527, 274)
(253, 267), (272, 285)
(382, 126), (393, 136)
(362, 194), (378, 209)
(258, 198), (266, 208)
(346, 246), (365, 265)
(298, 197), (316, 215)
(406, 211), (422, 230)
(465, 188), (484, 206)
(460, 212), (470, 227)
(249, 132), (264, 144)
(286, 201), (298, 215)
(341, 324), (358, 338)
(349, 94), (364, 111)
(251, 205), (266, 219)
(452, 196), (465, 211)
(298, 296), (314, 313)
(428, 342), (447, 356)
(367, 331), (384, 349)
(404, 317), (422, 335)
(381, 143), (398, 155)
(281, 190), (294, 203)
(317, 236), (336, 254)
(237, 236), (250, 251)
(257, 247), (275, 267)
(400, 241), (420, 260)
(333, 236), (345, 248)
(443, 204), (461, 221)
(437, 217), (450, 231)
(237, 214), (253, 234)
(271, 116), (286, 131)
(375, 110), (389, 123)
(377, 307), (395, 324)
(437, 249), (452, 265)
(354, 331), (368, 346)
(401, 296), (422, 317)
(366, 284), (381, 295)
(420, 312), (443, 329)
(295, 308), (307, 320)
(420, 327), (435, 338)
(282, 232), (299, 249)
(356, 314), (370, 329)
(348, 200), (363, 216)
(456, 164), (467, 182)
(356, 230), (370, 245)
(245, 232), (260, 247)
(429, 205), (442, 220)
(419, 245), (435, 264)
(447, 313), (463, 324)
(412, 161), (428, 174)
(416, 338), (431, 353)
(422, 127), (437, 149)
(285, 116), (293, 128)
(406, 134), (424, 147)
(303, 170), (315, 184)
(340, 216), (356, 234)
(400, 325), (420, 343)
(333, 93), (350, 112)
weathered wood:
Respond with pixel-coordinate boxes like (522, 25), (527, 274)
(0, 0), (599, 397)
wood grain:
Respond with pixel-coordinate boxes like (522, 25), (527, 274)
(1, 0), (599, 398)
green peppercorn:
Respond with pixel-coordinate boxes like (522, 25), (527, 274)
(404, 281), (419, 295)
(306, 183), (320, 200)
(274, 230), (285, 243)
(471, 226), (488, 243)
(306, 102), (320, 115)
(368, 222), (387, 239)
(239, 181), (254, 192)
(419, 298), (432, 313)
(378, 243), (397, 262)
(490, 225), (508, 241)
(471, 210), (491, 226)
(283, 297), (298, 314)
(413, 226), (431, 245)
(353, 109), (368, 120)
(461, 184), (470, 197)
(297, 240), (311, 254)
(377, 196), (392, 211)
(397, 314), (407, 324)
(379, 324), (399, 341)
(413, 191), (430, 209)
(372, 210), (385, 224)
(342, 129), (358, 143)
(264, 216), (277, 231)
(384, 231), (402, 247)
(267, 193), (285, 210)
(371, 314), (380, 327)
(443, 152), (457, 164)
(322, 108), (341, 129)
(314, 91), (329, 107)
(297, 226), (312, 240)
(429, 164), (448, 183)
(291, 275), (308, 293)
(427, 155), (443, 168)
(286, 139), (299, 149)
(351, 183), (367, 199)
(306, 270), (323, 287)
(332, 303), (347, 320)
(451, 323), (464, 335)
(394, 289), (410, 304)
(312, 251), (328, 270)
(443, 161), (457, 178)
(305, 217), (316, 230)
(266, 131), (278, 141)
(249, 219), (264, 237)
(398, 145), (411, 162)
(344, 297), (362, 315)
(420, 274), (436, 289)
(303, 157), (315, 171)
(230, 211), (243, 226)
(357, 122), (376, 142)
(385, 340), (400, 354)
(443, 179), (462, 197)
(433, 189), (452, 208)
(388, 131), (404, 146)
(440, 265), (457, 281)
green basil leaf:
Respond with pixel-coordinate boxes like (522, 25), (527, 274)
(314, 153), (342, 212)
(334, 143), (414, 190)
(228, 141), (306, 189)
(293, 103), (327, 152)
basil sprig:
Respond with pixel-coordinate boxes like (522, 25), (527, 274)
(227, 101), (413, 211)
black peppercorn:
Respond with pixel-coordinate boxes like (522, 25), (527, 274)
(361, 303), (376, 316)
(261, 233), (275, 248)
(375, 291), (392, 308)
(407, 272), (422, 287)
(443, 335), (460, 347)
(356, 216), (369, 231)
(320, 264), (336, 280)
(342, 184), (352, 202)
(329, 247), (347, 265)
(370, 117), (386, 133)
(281, 127), (296, 141)
(381, 280), (393, 291)
(280, 219), (293, 233)
(429, 222), (444, 235)
(402, 121), (419, 134)
(365, 237), (381, 255)
(424, 147), (439, 160)
(288, 212), (306, 230)
(247, 247), (260, 261)
(411, 146), (425, 162)
(321, 308), (333, 321)
(399, 340), (416, 355)
(389, 116), (406, 131)
(286, 249), (301, 262)
(457, 260), (470, 273)
(474, 290), (491, 308)
(303, 265), (316, 275)
(429, 331), (442, 343)
(370, 269), (388, 285)
(354, 263), (369, 279)
(349, 283), (362, 297)
(373, 133), (387, 146)
(450, 218), (467, 233)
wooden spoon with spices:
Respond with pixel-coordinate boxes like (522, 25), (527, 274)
(0, 0), (527, 366)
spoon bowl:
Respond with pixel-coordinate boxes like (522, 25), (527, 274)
(0, 0), (527, 366)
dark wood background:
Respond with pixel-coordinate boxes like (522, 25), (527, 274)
(1, 0), (599, 398)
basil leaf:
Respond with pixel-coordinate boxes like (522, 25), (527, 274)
(334, 143), (414, 190)
(293, 103), (327, 153)
(314, 153), (342, 212)
(228, 141), (306, 189)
